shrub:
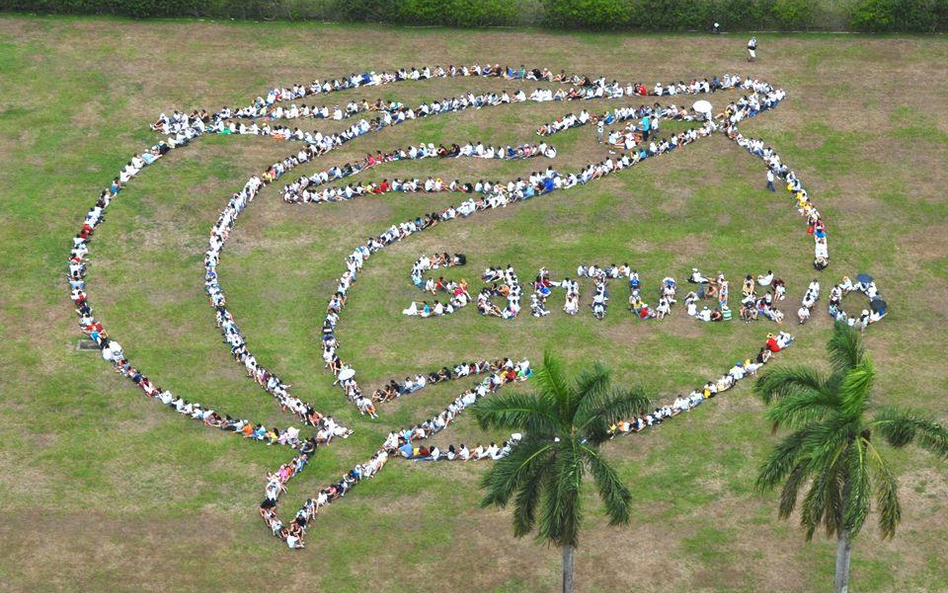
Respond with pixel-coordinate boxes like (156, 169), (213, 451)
(772, 0), (812, 29)
(447, 0), (522, 26)
(850, 0), (898, 31)
(543, 0), (633, 29)
(1, 0), (945, 30)
(899, 0), (948, 33)
(711, 0), (777, 31)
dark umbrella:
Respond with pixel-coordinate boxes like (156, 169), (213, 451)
(870, 297), (887, 314)
(856, 273), (874, 284)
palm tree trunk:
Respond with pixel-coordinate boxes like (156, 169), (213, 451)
(835, 528), (852, 593)
(562, 543), (575, 593)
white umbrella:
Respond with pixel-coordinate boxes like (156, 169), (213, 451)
(338, 367), (356, 381)
(693, 100), (713, 116)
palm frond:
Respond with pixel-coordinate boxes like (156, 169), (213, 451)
(778, 461), (811, 519)
(480, 438), (554, 509)
(757, 428), (811, 492)
(754, 365), (832, 406)
(800, 453), (846, 540)
(576, 363), (611, 387)
(799, 474), (824, 540)
(511, 457), (547, 538)
(826, 465), (845, 538)
(827, 321), (866, 375)
(865, 439), (902, 539)
(838, 357), (875, 419)
(537, 438), (583, 548)
(581, 444), (632, 526)
(472, 391), (559, 436)
(533, 351), (573, 425)
(798, 419), (854, 539)
(873, 407), (948, 458)
(800, 415), (857, 471)
(842, 437), (872, 538)
(765, 389), (840, 431)
(577, 386), (651, 445)
(571, 363), (612, 426)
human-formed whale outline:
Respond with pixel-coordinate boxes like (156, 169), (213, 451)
(68, 65), (862, 549)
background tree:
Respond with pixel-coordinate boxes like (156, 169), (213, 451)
(473, 352), (650, 593)
(754, 322), (948, 593)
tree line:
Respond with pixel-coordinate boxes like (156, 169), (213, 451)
(3, 0), (947, 33)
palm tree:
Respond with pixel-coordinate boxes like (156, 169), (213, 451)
(755, 322), (948, 593)
(472, 352), (650, 593)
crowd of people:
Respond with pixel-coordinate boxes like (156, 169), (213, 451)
(398, 261), (795, 325)
(537, 98), (714, 152)
(185, 70), (809, 423)
(685, 269), (785, 323)
(371, 358), (512, 403)
(201, 68), (811, 425)
(232, 116), (722, 410)
(717, 83), (830, 271)
(260, 444), (390, 549)
(797, 278), (821, 324)
(403, 252), (470, 318)
(70, 62), (851, 550)
(532, 265), (671, 320)
(175, 65), (673, 412)
(183, 63), (685, 127)
(828, 275), (887, 329)
(151, 68), (750, 218)
(478, 266), (524, 318)
(205, 173), (356, 435)
(66, 132), (335, 452)
(609, 331), (794, 437)
(280, 141), (555, 204)
(737, 271), (787, 323)
(401, 436), (522, 462)
(399, 333), (795, 466)
(261, 358), (532, 547)
(525, 266), (578, 317)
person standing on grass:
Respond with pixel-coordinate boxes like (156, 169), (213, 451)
(597, 119), (604, 143)
(748, 36), (758, 61)
(767, 169), (776, 192)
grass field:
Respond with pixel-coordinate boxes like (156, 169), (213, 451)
(1, 15), (947, 592)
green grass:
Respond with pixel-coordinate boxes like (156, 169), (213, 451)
(0, 15), (947, 593)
